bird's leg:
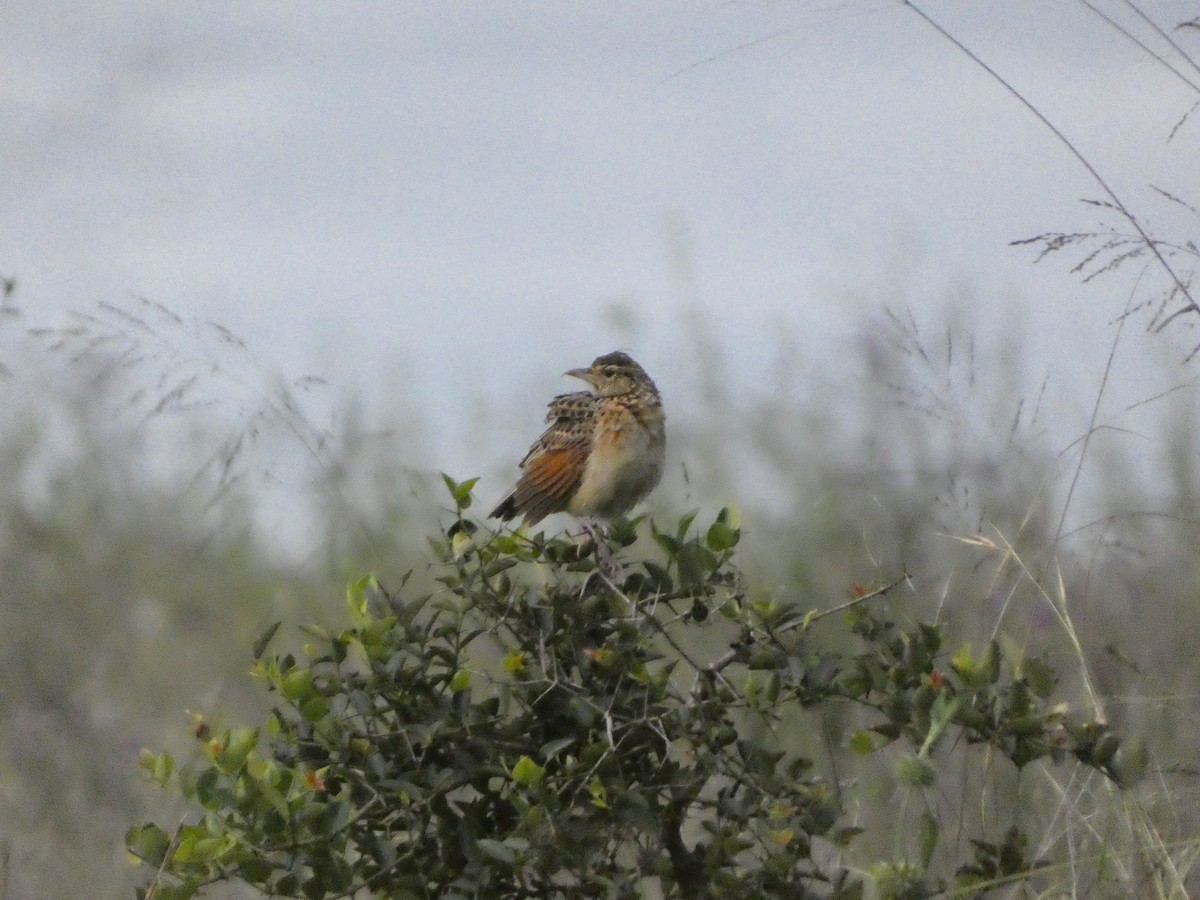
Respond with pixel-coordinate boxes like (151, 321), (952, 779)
(579, 518), (624, 582)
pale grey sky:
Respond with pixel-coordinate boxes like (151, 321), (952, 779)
(4, 0), (1199, 525)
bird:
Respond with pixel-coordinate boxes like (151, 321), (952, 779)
(490, 351), (666, 529)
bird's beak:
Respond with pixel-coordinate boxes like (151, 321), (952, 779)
(565, 367), (596, 385)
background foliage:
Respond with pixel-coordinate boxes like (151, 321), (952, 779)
(2, 274), (1200, 896)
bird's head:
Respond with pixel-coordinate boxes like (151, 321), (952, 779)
(566, 351), (653, 397)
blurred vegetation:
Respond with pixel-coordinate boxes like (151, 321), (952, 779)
(0, 261), (1199, 897)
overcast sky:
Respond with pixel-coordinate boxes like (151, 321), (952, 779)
(4, 1), (1199, 515)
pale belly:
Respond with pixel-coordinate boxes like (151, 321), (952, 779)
(568, 423), (665, 518)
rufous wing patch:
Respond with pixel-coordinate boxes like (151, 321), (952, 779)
(513, 444), (587, 524)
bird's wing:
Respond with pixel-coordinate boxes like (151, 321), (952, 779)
(496, 392), (595, 525)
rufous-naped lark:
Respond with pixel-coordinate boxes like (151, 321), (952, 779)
(490, 351), (665, 527)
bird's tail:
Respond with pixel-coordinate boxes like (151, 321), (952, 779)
(489, 492), (519, 521)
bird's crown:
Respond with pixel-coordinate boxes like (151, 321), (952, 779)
(591, 350), (640, 370)
(569, 351), (657, 398)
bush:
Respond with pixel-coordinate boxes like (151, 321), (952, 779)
(128, 477), (1131, 899)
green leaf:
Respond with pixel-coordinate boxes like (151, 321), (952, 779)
(1112, 733), (1148, 788)
(652, 528), (680, 558)
(677, 543), (717, 589)
(171, 824), (235, 864)
(281, 667), (314, 701)
(300, 695), (329, 723)
(918, 693), (963, 757)
(215, 727), (259, 772)
(126, 823), (171, 865)
(588, 777), (608, 808)
(252, 621), (281, 661)
(950, 642), (990, 688)
(139, 748), (174, 784)
(705, 520), (740, 552)
(188, 834), (237, 863)
(716, 504), (742, 530)
(485, 557), (519, 578)
(675, 508), (701, 540)
(451, 530), (475, 559)
(345, 575), (378, 628)
(849, 730), (876, 755)
(193, 768), (219, 806)
(478, 838), (516, 865)
(981, 639), (1001, 684)
(492, 532), (523, 555)
(449, 669), (471, 693)
(768, 828), (795, 848)
(764, 671), (781, 703)
(540, 737), (575, 759)
(606, 515), (639, 546)
(895, 753), (936, 788)
(298, 623), (331, 644)
(1023, 656), (1058, 698)
(441, 473), (480, 510)
(511, 755), (546, 786)
(918, 811), (939, 869)
(641, 560), (673, 592)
